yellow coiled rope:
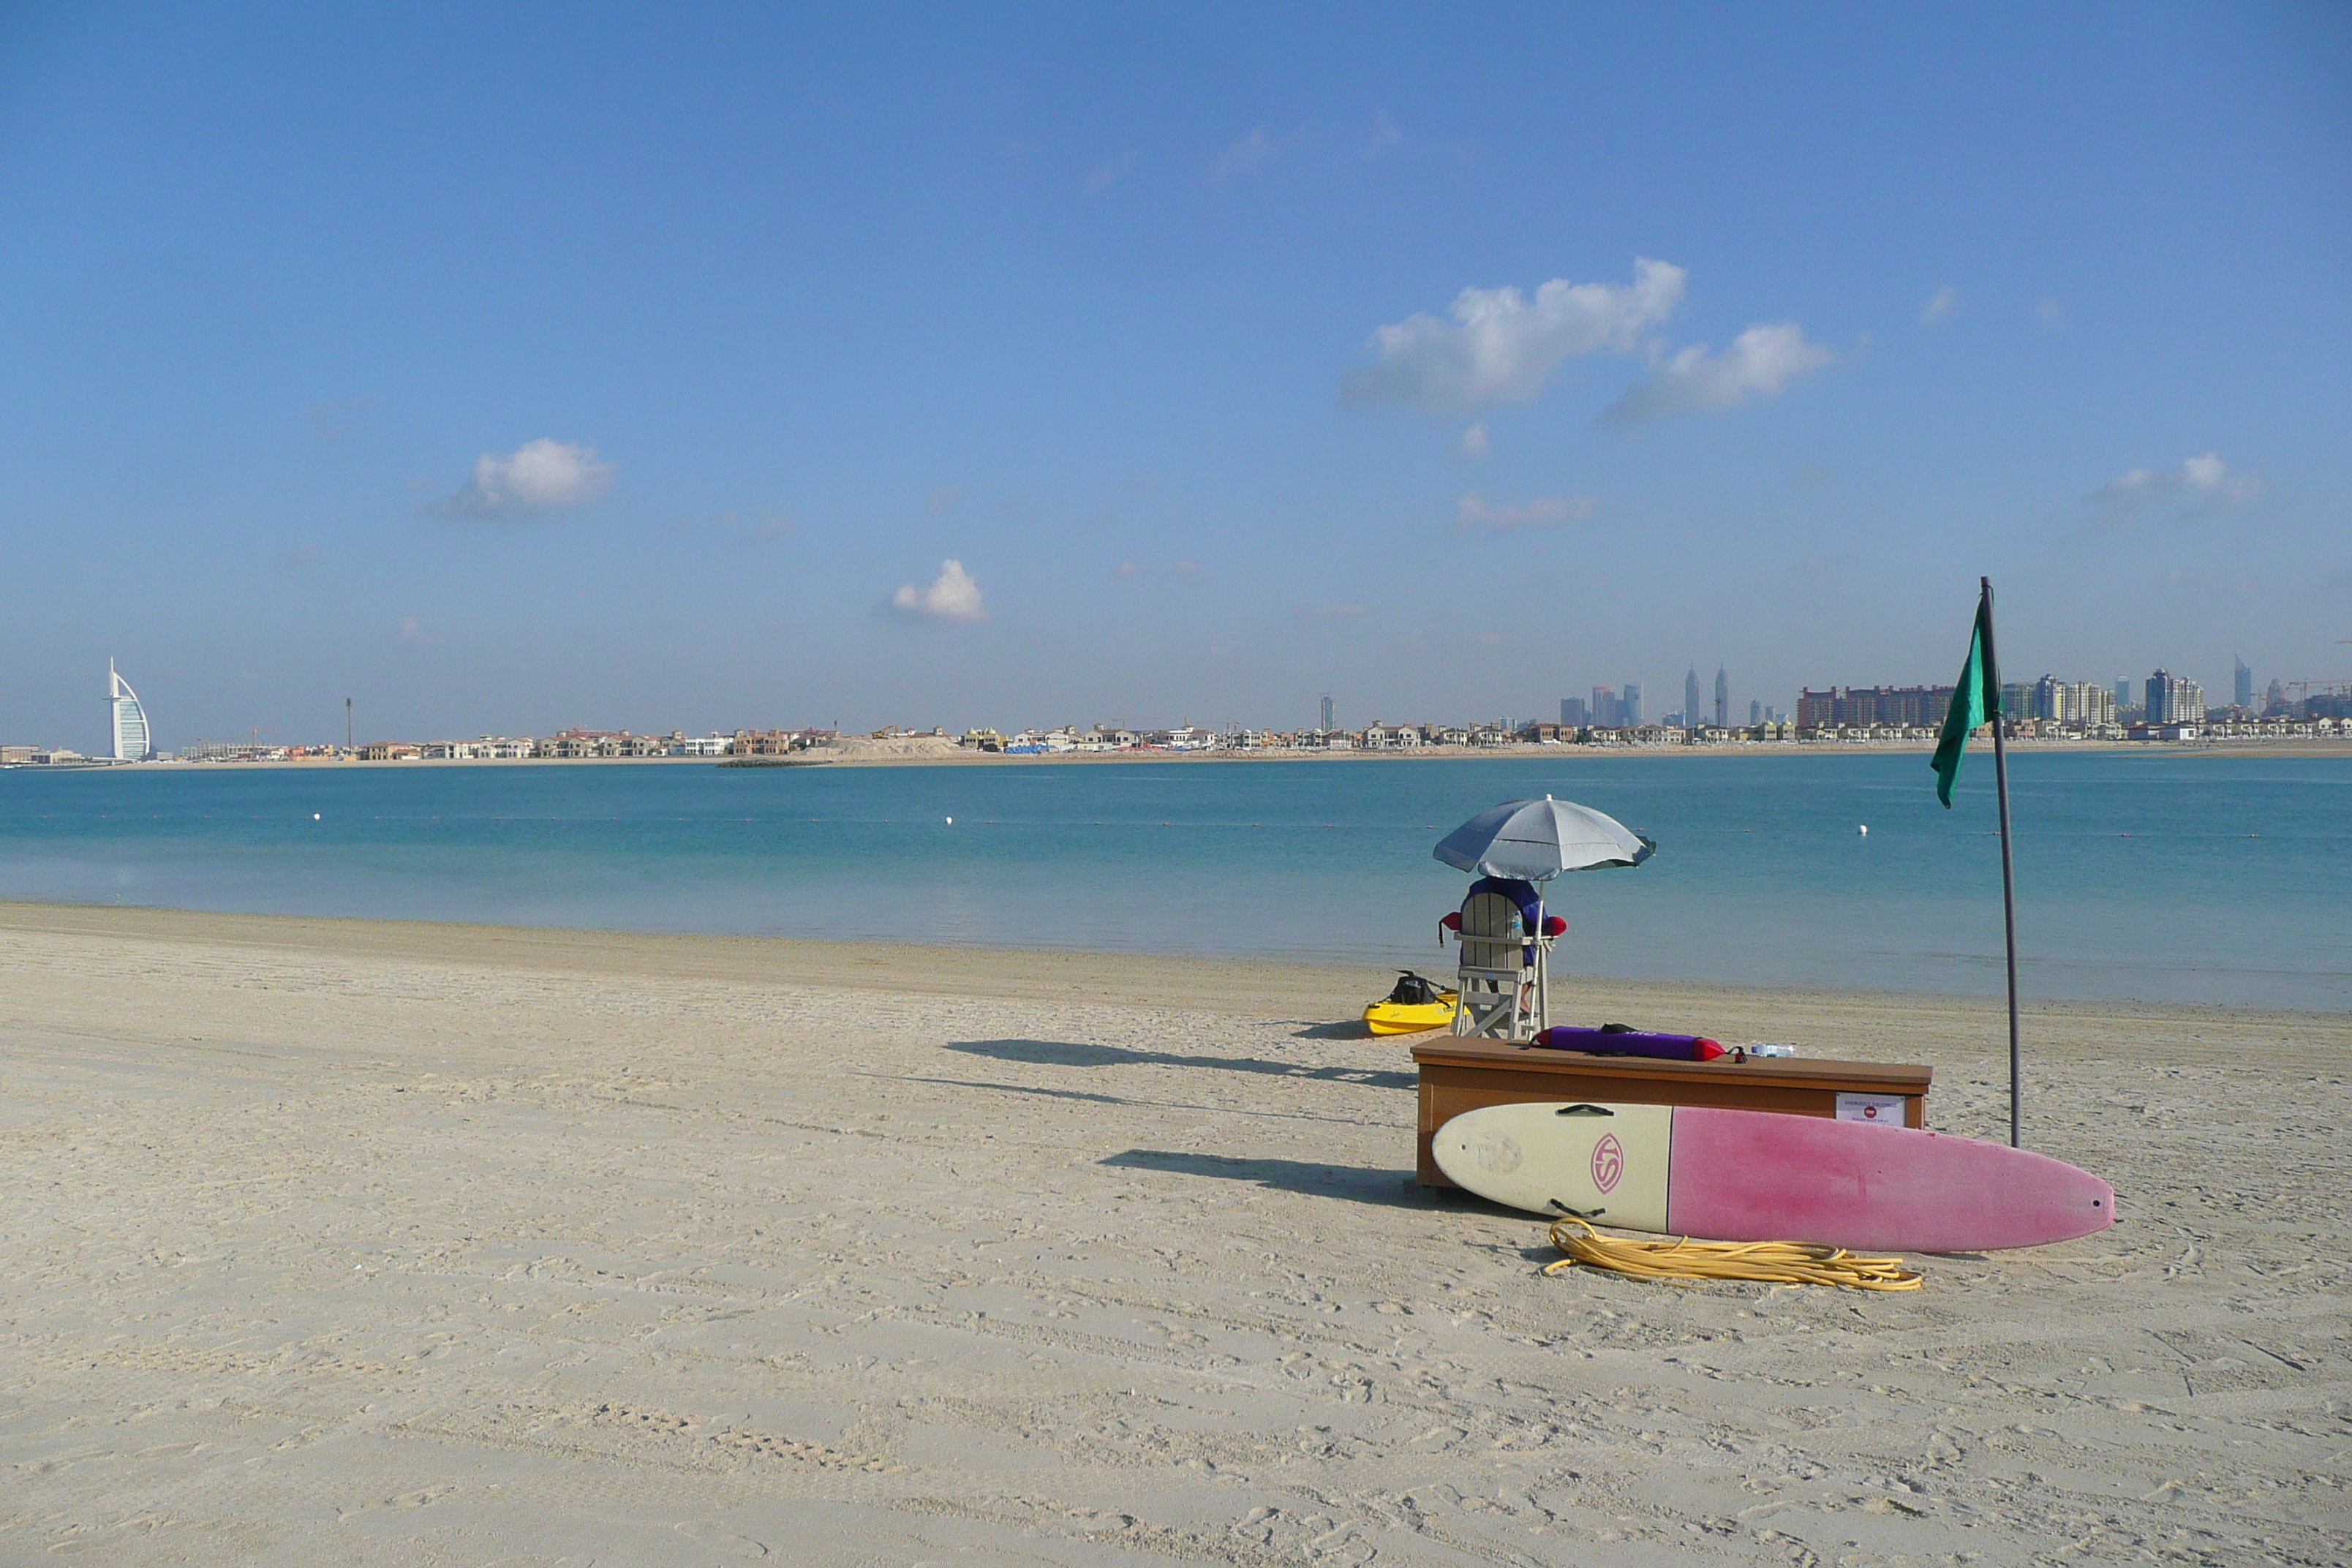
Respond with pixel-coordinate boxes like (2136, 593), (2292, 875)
(1543, 1218), (1923, 1291)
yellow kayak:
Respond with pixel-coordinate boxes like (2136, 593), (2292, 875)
(1364, 970), (1460, 1035)
(1364, 995), (1458, 1035)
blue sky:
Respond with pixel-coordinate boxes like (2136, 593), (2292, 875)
(4, 3), (2346, 746)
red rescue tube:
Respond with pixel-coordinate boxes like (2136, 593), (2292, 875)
(1533, 1025), (1725, 1061)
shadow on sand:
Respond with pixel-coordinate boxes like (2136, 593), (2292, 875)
(946, 1038), (1415, 1092)
(1289, 1019), (1375, 1040)
(1100, 1148), (1444, 1209)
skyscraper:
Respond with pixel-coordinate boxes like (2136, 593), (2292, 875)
(1749, 698), (1762, 725)
(1319, 694), (1334, 732)
(2114, 678), (2133, 712)
(1621, 684), (1643, 725)
(108, 659), (150, 761)
(1713, 666), (1729, 728)
(1590, 686), (1617, 727)
(2145, 668), (2204, 724)
(2234, 657), (2253, 710)
(1559, 697), (1589, 726)
(1684, 668), (1701, 730)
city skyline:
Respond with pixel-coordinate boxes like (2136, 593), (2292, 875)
(2, 7), (2346, 745)
(25, 653), (2334, 762)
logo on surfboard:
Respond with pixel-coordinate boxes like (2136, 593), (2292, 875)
(1591, 1133), (1624, 1194)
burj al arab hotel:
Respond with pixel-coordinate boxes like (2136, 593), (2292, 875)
(108, 659), (151, 761)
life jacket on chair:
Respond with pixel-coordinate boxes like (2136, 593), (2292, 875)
(1441, 877), (1566, 964)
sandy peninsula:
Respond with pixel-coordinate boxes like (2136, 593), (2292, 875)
(0, 902), (2344, 1565)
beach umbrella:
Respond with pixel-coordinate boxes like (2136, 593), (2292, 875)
(1433, 795), (1655, 883)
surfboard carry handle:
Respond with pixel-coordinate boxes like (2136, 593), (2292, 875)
(1546, 1198), (1606, 1219)
(1554, 1104), (1614, 1117)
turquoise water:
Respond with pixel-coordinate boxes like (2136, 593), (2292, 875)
(1, 753), (2343, 1009)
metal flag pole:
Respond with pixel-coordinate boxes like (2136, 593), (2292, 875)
(1978, 576), (2023, 1147)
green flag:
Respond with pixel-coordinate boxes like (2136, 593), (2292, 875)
(1930, 594), (1999, 807)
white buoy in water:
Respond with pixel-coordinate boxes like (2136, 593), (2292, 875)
(313, 813), (322, 821)
(1858, 824), (1869, 836)
(945, 815), (954, 825)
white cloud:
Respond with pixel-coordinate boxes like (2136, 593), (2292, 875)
(2088, 453), (2262, 523)
(437, 438), (614, 517)
(1923, 285), (1959, 323)
(1452, 493), (1596, 532)
(1453, 423), (1490, 459)
(891, 559), (987, 622)
(1214, 127), (1278, 181)
(1605, 323), (1832, 423)
(1344, 259), (1687, 415)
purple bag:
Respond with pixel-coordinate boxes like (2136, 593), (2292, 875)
(1532, 1025), (1725, 1062)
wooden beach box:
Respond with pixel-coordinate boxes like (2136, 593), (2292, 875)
(1409, 1038), (1933, 1188)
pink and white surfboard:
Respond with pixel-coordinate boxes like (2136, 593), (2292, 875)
(1431, 1101), (2114, 1253)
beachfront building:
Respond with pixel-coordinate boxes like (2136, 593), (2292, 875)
(731, 728), (812, 756)
(108, 659), (151, 761)
(1361, 723), (1422, 750)
(2146, 669), (2205, 725)
(1796, 685), (1959, 731)
(2028, 677), (2117, 728)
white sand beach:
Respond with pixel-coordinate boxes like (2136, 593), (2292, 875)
(0, 902), (2344, 1565)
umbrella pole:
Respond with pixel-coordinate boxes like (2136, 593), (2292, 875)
(1533, 894), (1548, 1036)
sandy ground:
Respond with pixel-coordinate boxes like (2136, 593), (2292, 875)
(0, 903), (2345, 1567)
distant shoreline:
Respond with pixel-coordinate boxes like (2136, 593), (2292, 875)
(17, 735), (2352, 771)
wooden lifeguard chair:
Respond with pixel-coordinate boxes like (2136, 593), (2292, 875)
(1447, 886), (1554, 1041)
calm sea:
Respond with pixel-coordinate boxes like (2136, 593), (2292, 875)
(1, 753), (2342, 1010)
